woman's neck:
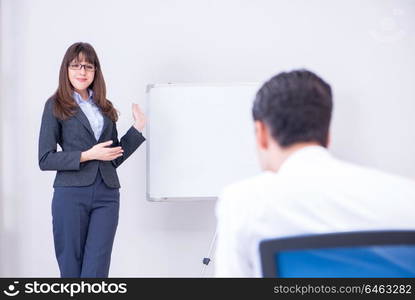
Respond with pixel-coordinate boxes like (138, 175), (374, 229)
(76, 89), (89, 100)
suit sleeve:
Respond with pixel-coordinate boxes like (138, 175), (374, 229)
(38, 99), (82, 171)
(111, 123), (146, 168)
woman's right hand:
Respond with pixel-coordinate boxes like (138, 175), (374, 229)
(80, 140), (124, 162)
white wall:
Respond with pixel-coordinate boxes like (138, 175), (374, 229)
(1, 0), (414, 277)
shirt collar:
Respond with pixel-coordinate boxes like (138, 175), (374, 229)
(73, 89), (94, 105)
(277, 145), (331, 175)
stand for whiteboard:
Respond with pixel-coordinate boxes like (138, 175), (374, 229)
(201, 229), (217, 277)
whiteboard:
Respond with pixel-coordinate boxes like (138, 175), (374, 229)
(146, 83), (262, 201)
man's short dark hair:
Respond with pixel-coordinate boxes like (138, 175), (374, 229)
(252, 69), (333, 147)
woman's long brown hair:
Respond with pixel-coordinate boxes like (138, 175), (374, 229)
(51, 42), (118, 122)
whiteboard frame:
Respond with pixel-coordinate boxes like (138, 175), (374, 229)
(145, 82), (260, 202)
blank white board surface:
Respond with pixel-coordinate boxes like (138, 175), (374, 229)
(146, 83), (262, 201)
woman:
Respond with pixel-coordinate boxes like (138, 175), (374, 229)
(38, 42), (146, 277)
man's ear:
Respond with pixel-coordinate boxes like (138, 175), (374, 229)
(326, 131), (331, 148)
(255, 121), (268, 149)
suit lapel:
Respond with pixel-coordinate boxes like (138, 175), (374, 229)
(98, 114), (111, 143)
(74, 108), (97, 142)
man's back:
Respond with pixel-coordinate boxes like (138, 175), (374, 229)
(215, 146), (415, 277)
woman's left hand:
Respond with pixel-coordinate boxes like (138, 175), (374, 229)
(132, 103), (146, 132)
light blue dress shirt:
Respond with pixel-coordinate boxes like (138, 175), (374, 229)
(73, 89), (104, 141)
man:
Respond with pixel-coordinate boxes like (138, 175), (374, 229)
(214, 70), (415, 277)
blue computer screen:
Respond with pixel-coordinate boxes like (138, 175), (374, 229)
(275, 245), (415, 277)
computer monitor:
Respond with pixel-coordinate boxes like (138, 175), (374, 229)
(259, 231), (415, 278)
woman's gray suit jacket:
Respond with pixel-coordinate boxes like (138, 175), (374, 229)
(38, 97), (145, 188)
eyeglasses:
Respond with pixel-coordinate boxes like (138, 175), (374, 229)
(69, 63), (96, 72)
